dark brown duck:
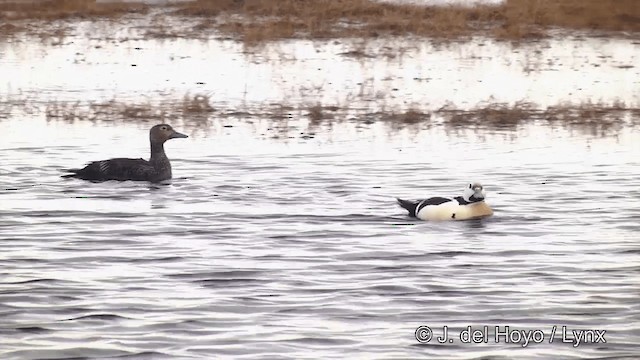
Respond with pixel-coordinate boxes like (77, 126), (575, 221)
(62, 124), (188, 182)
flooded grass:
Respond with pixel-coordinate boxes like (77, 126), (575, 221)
(181, 93), (215, 114)
(41, 94), (215, 125)
(307, 104), (325, 122)
(307, 104), (342, 124)
(1, 0), (638, 42)
(383, 109), (431, 126)
(437, 100), (640, 135)
(2, 93), (634, 137)
(438, 100), (539, 128)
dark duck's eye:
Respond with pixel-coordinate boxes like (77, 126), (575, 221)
(160, 126), (168, 131)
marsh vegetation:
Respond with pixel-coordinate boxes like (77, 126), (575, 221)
(1, 0), (637, 133)
(2, 92), (635, 137)
(1, 0), (638, 42)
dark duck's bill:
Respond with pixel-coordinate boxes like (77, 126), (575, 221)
(62, 124), (188, 183)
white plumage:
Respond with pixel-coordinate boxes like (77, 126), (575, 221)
(397, 183), (493, 221)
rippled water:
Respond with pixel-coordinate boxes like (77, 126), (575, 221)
(2, 117), (639, 359)
(1, 13), (640, 359)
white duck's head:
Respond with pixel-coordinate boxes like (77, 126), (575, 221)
(462, 182), (486, 203)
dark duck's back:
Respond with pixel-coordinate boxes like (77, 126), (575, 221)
(62, 124), (188, 182)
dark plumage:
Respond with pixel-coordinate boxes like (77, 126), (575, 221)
(62, 124), (188, 182)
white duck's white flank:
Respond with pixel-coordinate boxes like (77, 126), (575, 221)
(397, 182), (493, 221)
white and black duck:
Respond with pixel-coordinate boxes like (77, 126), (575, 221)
(397, 183), (493, 221)
(62, 124), (188, 182)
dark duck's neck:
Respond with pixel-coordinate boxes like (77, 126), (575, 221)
(149, 141), (172, 179)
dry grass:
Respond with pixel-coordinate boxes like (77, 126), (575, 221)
(0, 0), (150, 38)
(174, 0), (501, 43)
(0, 0), (149, 21)
(498, 0), (640, 39)
(1, 0), (637, 42)
(171, 0), (640, 43)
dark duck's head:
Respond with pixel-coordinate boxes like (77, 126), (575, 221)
(462, 182), (486, 203)
(150, 124), (188, 144)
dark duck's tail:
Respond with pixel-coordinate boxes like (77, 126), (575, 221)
(61, 164), (103, 180)
(396, 198), (419, 218)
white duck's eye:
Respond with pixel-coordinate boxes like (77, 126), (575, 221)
(469, 184), (472, 189)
